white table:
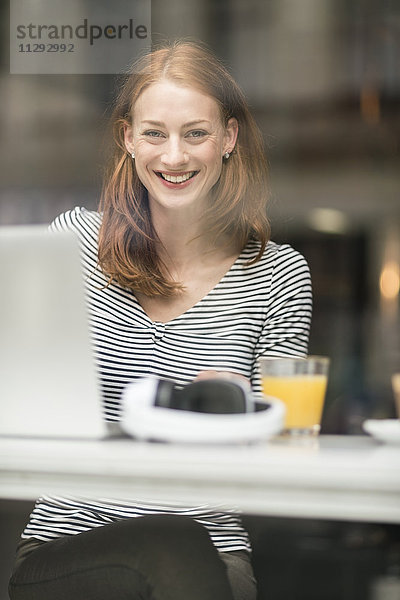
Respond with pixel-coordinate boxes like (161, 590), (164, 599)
(0, 435), (399, 523)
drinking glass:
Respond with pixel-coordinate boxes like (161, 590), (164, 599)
(260, 356), (330, 436)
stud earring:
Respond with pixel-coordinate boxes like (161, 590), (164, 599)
(131, 151), (135, 159)
(223, 151), (230, 159)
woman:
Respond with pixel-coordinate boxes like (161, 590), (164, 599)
(9, 41), (312, 600)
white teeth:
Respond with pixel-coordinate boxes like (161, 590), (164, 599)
(160, 171), (195, 183)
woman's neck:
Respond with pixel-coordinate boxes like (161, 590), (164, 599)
(151, 204), (233, 277)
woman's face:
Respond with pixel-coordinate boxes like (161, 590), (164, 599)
(124, 80), (238, 216)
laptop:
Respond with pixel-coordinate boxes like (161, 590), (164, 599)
(0, 225), (108, 439)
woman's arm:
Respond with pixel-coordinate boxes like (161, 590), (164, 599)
(195, 245), (312, 391)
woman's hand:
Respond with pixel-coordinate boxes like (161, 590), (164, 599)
(194, 370), (251, 386)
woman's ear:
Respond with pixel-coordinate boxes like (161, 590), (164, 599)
(224, 117), (239, 155)
(124, 124), (134, 155)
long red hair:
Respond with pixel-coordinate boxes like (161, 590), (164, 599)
(98, 40), (270, 296)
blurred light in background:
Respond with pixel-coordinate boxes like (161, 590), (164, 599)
(379, 226), (400, 320)
(380, 261), (400, 301)
(306, 208), (350, 235)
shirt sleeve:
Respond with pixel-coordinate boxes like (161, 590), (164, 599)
(50, 206), (101, 249)
(49, 207), (102, 280)
(250, 244), (312, 394)
(256, 244), (312, 359)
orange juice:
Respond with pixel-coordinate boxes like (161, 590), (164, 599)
(262, 374), (327, 430)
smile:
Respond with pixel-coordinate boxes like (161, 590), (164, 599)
(156, 171), (198, 184)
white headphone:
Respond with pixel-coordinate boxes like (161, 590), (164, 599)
(121, 377), (285, 444)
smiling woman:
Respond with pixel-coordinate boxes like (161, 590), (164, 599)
(9, 40), (312, 600)
(125, 81), (238, 219)
(98, 40), (270, 297)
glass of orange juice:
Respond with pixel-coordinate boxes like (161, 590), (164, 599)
(260, 356), (330, 436)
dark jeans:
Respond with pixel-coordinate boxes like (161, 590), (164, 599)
(9, 515), (257, 600)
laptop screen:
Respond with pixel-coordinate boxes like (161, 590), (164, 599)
(0, 225), (107, 439)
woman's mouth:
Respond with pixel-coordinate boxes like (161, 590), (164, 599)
(156, 171), (198, 185)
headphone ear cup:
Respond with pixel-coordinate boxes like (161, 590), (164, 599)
(173, 380), (248, 414)
(153, 379), (176, 408)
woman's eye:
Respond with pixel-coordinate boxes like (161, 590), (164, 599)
(187, 130), (207, 139)
(143, 130), (164, 138)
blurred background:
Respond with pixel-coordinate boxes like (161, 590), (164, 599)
(1, 1), (400, 598)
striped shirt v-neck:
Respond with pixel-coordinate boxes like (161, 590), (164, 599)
(22, 207), (312, 552)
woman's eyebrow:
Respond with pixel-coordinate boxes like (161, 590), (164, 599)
(140, 119), (211, 127)
(140, 120), (165, 127)
(183, 120), (211, 127)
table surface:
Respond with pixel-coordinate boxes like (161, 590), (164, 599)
(1, 434), (399, 523)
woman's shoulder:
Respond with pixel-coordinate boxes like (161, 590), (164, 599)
(243, 238), (310, 272)
(50, 207), (102, 241)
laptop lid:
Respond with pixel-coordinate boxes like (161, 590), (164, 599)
(0, 225), (108, 439)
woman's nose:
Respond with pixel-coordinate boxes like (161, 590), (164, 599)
(161, 138), (188, 168)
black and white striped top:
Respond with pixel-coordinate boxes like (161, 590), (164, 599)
(22, 207), (312, 552)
